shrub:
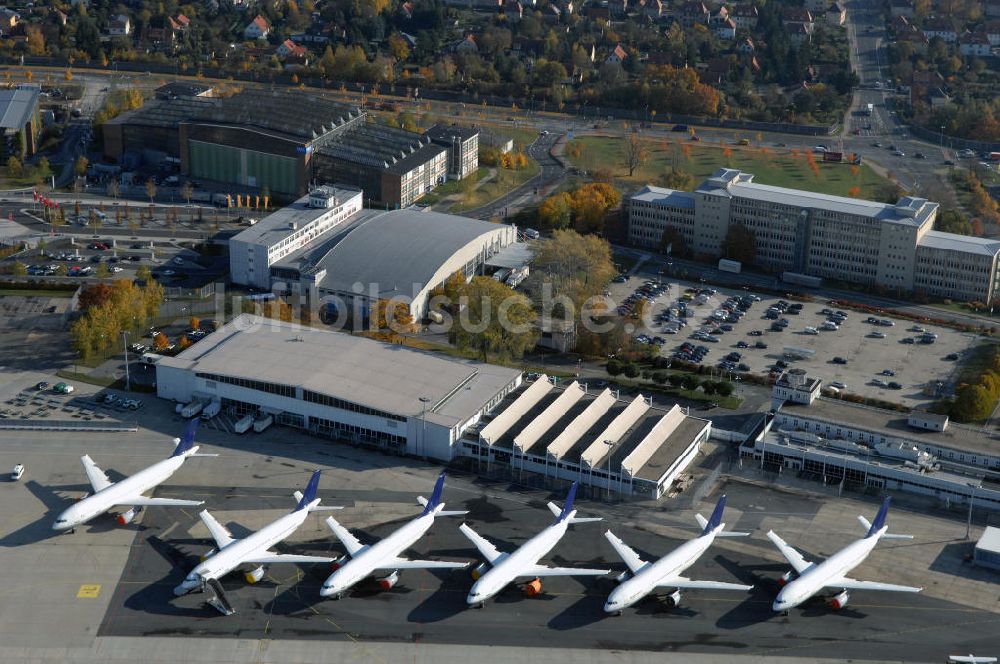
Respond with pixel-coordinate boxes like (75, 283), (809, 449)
(607, 358), (624, 376)
(652, 371), (668, 385)
(623, 363), (640, 378)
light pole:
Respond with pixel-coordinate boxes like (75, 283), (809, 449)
(603, 439), (616, 502)
(419, 396), (430, 460)
(122, 331), (130, 394)
(966, 482), (979, 540)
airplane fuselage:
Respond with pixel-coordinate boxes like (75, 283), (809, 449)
(773, 530), (883, 611)
(605, 531), (717, 613)
(321, 513), (434, 597)
(467, 520), (569, 605)
(174, 500), (316, 595)
(53, 452), (193, 531)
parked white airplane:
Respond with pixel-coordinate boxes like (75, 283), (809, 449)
(460, 482), (610, 607)
(53, 419), (211, 532)
(320, 473), (469, 599)
(603, 494), (753, 614)
(768, 497), (922, 612)
(173, 470), (341, 614)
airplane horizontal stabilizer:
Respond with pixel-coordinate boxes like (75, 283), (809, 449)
(435, 509), (469, 517)
(766, 530), (813, 574)
(245, 553), (337, 565)
(827, 576), (922, 593)
(604, 530), (647, 574)
(520, 564), (610, 578)
(81, 455), (113, 492)
(665, 577), (753, 591)
(119, 497), (204, 507)
(458, 523), (503, 564)
(857, 515), (912, 540)
(325, 517), (366, 556)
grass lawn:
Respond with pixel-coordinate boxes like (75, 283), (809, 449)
(418, 168), (488, 205)
(450, 160), (540, 213)
(568, 136), (890, 199)
(612, 251), (639, 273)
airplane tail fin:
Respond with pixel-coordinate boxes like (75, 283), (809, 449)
(858, 498), (912, 540)
(557, 482), (578, 522)
(693, 495), (750, 537)
(294, 470), (321, 511)
(170, 419), (200, 458)
(420, 473), (447, 516)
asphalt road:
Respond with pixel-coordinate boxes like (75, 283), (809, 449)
(466, 132), (566, 221)
(97, 482), (1000, 661)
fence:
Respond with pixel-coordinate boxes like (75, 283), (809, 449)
(909, 125), (1000, 153)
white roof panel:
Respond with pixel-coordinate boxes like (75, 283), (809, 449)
(580, 395), (648, 469)
(547, 389), (617, 461)
(513, 381), (585, 454)
(621, 405), (685, 477)
(479, 377), (551, 446)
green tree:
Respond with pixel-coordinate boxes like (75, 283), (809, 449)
(607, 358), (624, 376)
(74, 156), (89, 177)
(935, 209), (972, 236)
(449, 276), (537, 361)
(662, 168), (695, 191)
(658, 226), (686, 256)
(622, 363), (639, 378)
(622, 132), (648, 177)
(34, 157), (50, 183)
(180, 182), (193, 205)
(721, 223), (757, 265)
(106, 179), (120, 200)
(681, 374), (700, 390)
(145, 179), (157, 204)
(6, 156), (22, 178)
(652, 371), (668, 384)
(715, 381), (735, 397)
(95, 263), (110, 279)
(538, 192), (573, 230)
(951, 384), (994, 422)
(12, 261), (27, 276)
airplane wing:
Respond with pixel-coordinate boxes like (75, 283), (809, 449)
(81, 455), (113, 492)
(766, 530), (814, 574)
(949, 656), (998, 663)
(116, 497), (204, 507)
(325, 517), (367, 556)
(375, 556), (469, 571)
(245, 553), (337, 565)
(663, 577), (753, 591)
(459, 523), (504, 564)
(520, 564), (610, 578)
(826, 576), (922, 593)
(604, 530), (648, 574)
(199, 509), (236, 548)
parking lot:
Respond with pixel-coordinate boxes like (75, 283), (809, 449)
(606, 276), (978, 409)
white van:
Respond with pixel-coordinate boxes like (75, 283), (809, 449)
(803, 327), (818, 335)
(820, 321), (839, 331)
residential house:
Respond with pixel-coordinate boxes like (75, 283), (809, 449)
(0, 8), (19, 31)
(677, 1), (710, 27)
(982, 21), (1000, 46)
(277, 38), (307, 58)
(709, 5), (729, 24)
(605, 43), (628, 64)
(146, 16), (178, 46)
(782, 8), (814, 34)
(958, 30), (991, 56)
(909, 70), (944, 105)
(825, 2), (846, 26)
(716, 17), (737, 39)
(789, 22), (812, 44)
(700, 57), (734, 85)
(896, 24), (929, 51)
(455, 33), (478, 52)
(544, 3), (561, 20)
(891, 14), (911, 32)
(244, 14), (270, 40)
(107, 14), (131, 36)
(889, 0), (914, 17)
(504, 0), (524, 19)
(923, 17), (956, 42)
(560, 0), (575, 14)
(737, 37), (755, 54)
(51, 9), (68, 25)
(642, 0), (664, 19)
(731, 3), (758, 29)
(175, 14), (190, 30)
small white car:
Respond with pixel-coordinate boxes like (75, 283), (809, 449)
(11, 464), (24, 481)
(172, 256), (185, 265)
(122, 398), (143, 410)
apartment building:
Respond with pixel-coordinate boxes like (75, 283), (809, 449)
(628, 169), (1000, 302)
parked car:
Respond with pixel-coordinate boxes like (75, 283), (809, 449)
(11, 463), (24, 481)
(53, 382), (75, 394)
(832, 357), (848, 364)
(830, 381), (847, 389)
(122, 398), (143, 410)
(887, 381), (902, 390)
(35, 381), (49, 391)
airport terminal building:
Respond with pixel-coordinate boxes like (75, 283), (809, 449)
(151, 315), (522, 460)
(628, 169), (1000, 302)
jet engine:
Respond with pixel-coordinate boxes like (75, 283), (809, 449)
(200, 548), (216, 562)
(470, 562), (489, 580)
(523, 578), (543, 597)
(663, 590), (682, 608)
(117, 508), (138, 525)
(378, 571), (399, 591)
(828, 590), (850, 610)
(244, 565), (266, 584)
(778, 570), (795, 587)
(615, 570), (631, 583)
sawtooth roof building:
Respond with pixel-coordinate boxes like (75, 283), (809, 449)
(151, 314), (522, 460)
(628, 168), (1000, 303)
(102, 90), (457, 206)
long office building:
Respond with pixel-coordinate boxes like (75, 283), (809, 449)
(628, 168), (1000, 302)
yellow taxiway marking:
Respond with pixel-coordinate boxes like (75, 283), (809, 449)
(76, 584), (101, 598)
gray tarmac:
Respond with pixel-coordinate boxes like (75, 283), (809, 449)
(97, 482), (1000, 661)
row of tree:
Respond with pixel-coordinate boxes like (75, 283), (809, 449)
(536, 183), (621, 235)
(606, 358), (735, 395)
(70, 280), (165, 364)
(949, 347), (1000, 422)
